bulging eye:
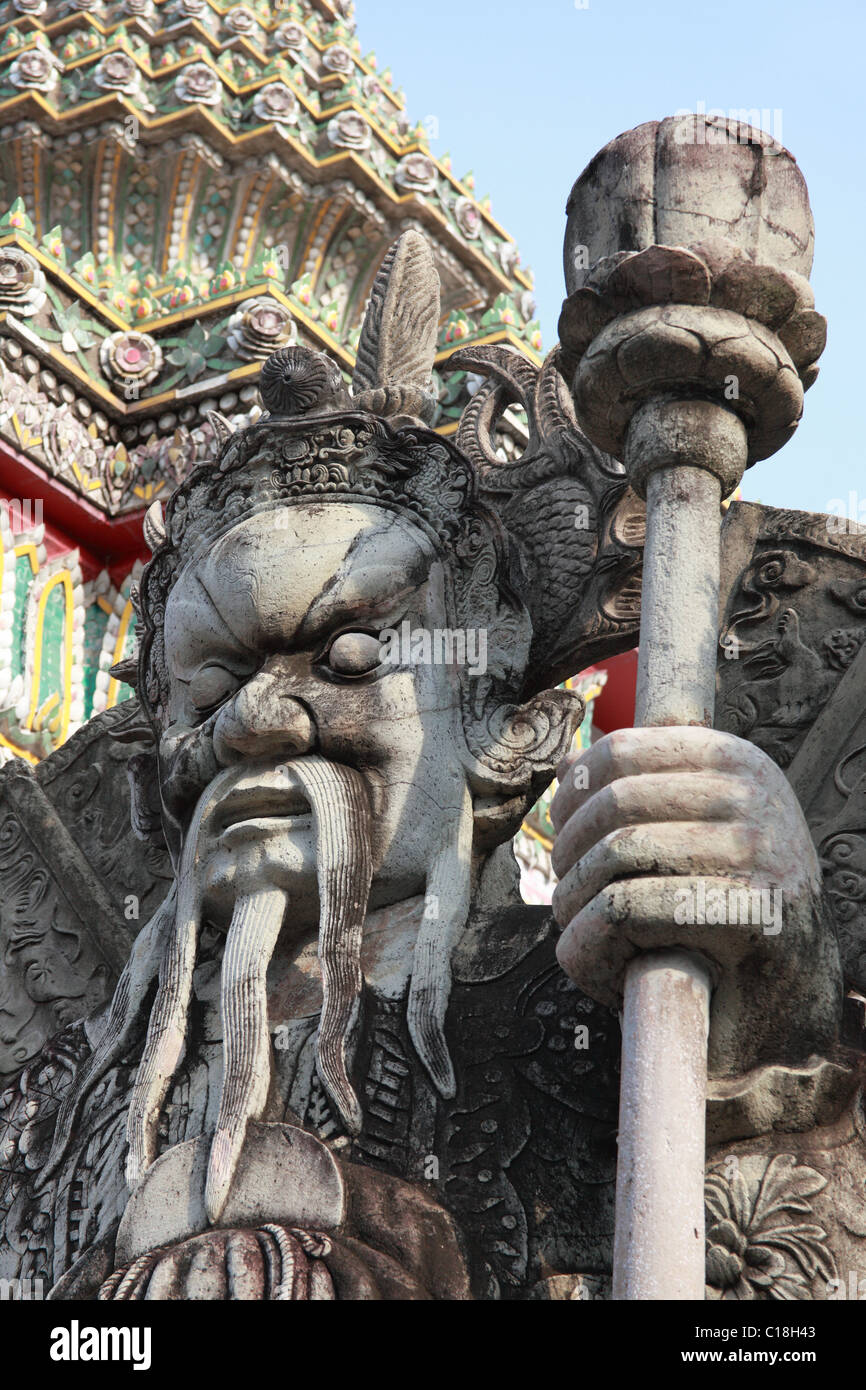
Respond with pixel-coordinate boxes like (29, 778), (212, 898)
(190, 663), (242, 712)
(326, 631), (383, 676)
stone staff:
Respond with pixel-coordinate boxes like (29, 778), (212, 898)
(558, 115), (827, 1298)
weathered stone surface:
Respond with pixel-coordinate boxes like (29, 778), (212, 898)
(556, 116), (855, 1302)
(115, 1123), (345, 1265)
(0, 127), (862, 1303)
(564, 116), (815, 294)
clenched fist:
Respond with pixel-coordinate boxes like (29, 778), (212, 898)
(550, 726), (842, 1075)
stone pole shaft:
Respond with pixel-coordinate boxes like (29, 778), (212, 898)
(611, 398), (747, 1299)
(612, 458), (722, 1300)
(560, 114), (826, 1302)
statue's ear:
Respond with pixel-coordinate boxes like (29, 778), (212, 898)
(463, 686), (584, 797)
(463, 686), (583, 847)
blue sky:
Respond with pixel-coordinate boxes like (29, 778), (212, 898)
(359, 0), (864, 516)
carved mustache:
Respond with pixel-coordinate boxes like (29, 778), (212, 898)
(41, 756), (373, 1205)
(205, 756), (372, 1223)
(126, 764), (243, 1188)
(202, 756), (474, 1221)
(123, 755), (374, 1223)
(43, 753), (473, 1223)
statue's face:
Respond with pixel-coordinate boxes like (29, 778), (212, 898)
(159, 503), (470, 933)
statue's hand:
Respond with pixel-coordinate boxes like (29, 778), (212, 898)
(550, 726), (843, 1075)
(99, 1224), (335, 1301)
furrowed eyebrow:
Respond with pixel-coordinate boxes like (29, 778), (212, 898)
(197, 569), (260, 655)
(166, 573), (259, 679)
(297, 575), (421, 647)
(297, 526), (432, 645)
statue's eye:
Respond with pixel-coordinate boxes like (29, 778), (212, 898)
(326, 631), (383, 676)
(190, 663), (242, 712)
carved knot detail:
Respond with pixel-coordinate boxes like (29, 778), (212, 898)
(260, 347), (346, 417)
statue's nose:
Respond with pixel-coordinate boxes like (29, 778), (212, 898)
(212, 670), (316, 764)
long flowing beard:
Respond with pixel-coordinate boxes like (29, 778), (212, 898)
(125, 767), (241, 1187)
(49, 751), (472, 1224)
(407, 779), (474, 1099)
(42, 769), (241, 1191)
(117, 755), (373, 1220)
(294, 758), (372, 1136)
(204, 888), (287, 1224)
(205, 757), (372, 1222)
